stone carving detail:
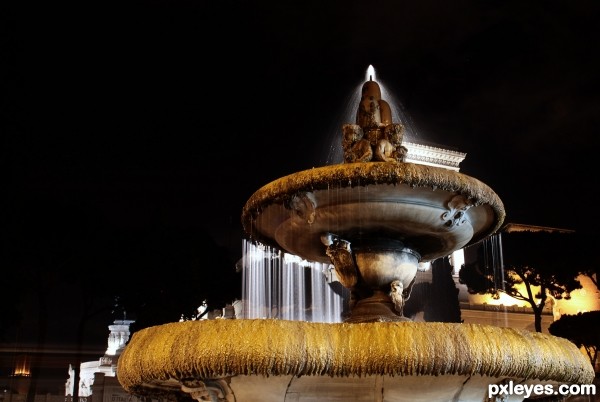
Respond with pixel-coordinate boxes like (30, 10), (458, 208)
(289, 192), (316, 224)
(181, 381), (212, 401)
(342, 124), (372, 162)
(389, 277), (415, 317)
(442, 195), (473, 227)
(321, 233), (358, 289)
(181, 379), (234, 402)
(342, 79), (408, 163)
(378, 124), (408, 162)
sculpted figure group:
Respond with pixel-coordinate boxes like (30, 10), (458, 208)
(342, 79), (408, 163)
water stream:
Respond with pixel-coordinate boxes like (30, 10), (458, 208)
(240, 239), (347, 322)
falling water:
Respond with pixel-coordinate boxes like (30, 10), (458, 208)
(481, 232), (508, 326)
(321, 64), (422, 165)
(240, 239), (346, 322)
(321, 82), (362, 165)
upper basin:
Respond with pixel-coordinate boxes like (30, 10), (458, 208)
(242, 162), (506, 263)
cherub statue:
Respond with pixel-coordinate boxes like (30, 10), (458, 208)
(342, 78), (408, 163)
(342, 124), (372, 163)
(389, 277), (415, 317)
(389, 280), (405, 316)
(321, 233), (358, 289)
(375, 124), (408, 162)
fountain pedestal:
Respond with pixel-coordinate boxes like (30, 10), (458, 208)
(323, 236), (419, 322)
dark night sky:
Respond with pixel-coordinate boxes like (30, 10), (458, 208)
(2, 0), (600, 392)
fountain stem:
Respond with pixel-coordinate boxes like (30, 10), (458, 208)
(323, 235), (419, 322)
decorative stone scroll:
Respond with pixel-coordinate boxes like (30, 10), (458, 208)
(289, 192), (316, 224)
(181, 379), (234, 402)
(442, 195), (473, 228)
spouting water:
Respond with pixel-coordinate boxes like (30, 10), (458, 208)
(241, 239), (346, 322)
(365, 64), (376, 82)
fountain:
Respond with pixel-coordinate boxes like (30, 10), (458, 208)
(117, 73), (594, 401)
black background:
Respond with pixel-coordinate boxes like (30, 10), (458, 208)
(2, 0), (600, 393)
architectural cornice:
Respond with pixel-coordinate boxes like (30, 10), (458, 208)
(404, 141), (466, 171)
(501, 223), (575, 234)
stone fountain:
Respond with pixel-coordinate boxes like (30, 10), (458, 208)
(117, 75), (594, 401)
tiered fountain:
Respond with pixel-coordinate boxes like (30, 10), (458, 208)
(117, 74), (594, 401)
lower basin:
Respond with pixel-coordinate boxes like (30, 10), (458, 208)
(117, 319), (594, 402)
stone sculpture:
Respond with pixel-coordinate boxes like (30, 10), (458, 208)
(342, 78), (408, 163)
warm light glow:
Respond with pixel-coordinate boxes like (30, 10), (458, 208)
(470, 280), (549, 308)
(476, 291), (530, 307)
(468, 274), (600, 314)
(12, 355), (30, 377)
(557, 275), (600, 315)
